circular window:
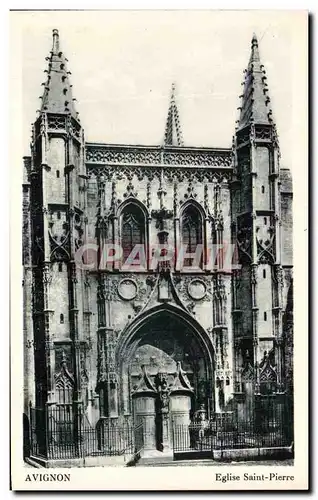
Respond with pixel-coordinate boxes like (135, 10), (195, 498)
(117, 279), (138, 301)
(187, 279), (207, 300)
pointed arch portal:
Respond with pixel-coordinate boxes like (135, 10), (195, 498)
(116, 304), (215, 451)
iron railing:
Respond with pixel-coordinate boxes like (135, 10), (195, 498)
(29, 405), (144, 461)
(172, 407), (293, 454)
(28, 398), (293, 460)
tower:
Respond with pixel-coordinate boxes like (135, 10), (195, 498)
(232, 34), (286, 408)
(28, 29), (88, 410)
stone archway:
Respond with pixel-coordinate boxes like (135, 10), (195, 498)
(116, 305), (215, 452)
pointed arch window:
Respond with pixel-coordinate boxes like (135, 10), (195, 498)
(181, 205), (203, 268)
(121, 204), (146, 266)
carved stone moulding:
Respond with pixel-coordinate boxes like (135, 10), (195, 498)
(87, 164), (232, 185)
(187, 279), (207, 301)
(47, 114), (66, 131)
(254, 125), (272, 141)
(85, 145), (232, 168)
(117, 278), (138, 301)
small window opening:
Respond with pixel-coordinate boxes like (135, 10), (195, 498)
(264, 217), (267, 225)
(263, 269), (266, 279)
(261, 185), (265, 194)
(57, 211), (61, 220)
(264, 312), (267, 321)
(60, 314), (64, 324)
(58, 262), (63, 272)
(56, 170), (60, 178)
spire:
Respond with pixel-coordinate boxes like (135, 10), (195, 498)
(238, 33), (273, 129)
(40, 29), (78, 118)
(164, 83), (184, 147)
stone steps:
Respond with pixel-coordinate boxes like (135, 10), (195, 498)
(136, 457), (217, 467)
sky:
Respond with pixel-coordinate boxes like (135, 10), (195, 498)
(18, 10), (305, 171)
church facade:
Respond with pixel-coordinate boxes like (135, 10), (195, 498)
(23, 30), (293, 461)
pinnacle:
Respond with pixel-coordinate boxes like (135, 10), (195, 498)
(249, 32), (260, 64)
(251, 32), (258, 45)
(52, 29), (60, 55)
(164, 83), (184, 147)
(40, 29), (78, 118)
(238, 33), (273, 129)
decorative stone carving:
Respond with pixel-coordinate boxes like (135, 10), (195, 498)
(110, 180), (119, 211)
(49, 217), (70, 262)
(241, 360), (254, 382)
(96, 329), (117, 389)
(123, 179), (138, 198)
(146, 181), (152, 209)
(54, 349), (75, 390)
(43, 263), (52, 285)
(173, 182), (178, 215)
(183, 175), (198, 200)
(256, 226), (275, 263)
(69, 117), (81, 139)
(146, 275), (157, 289)
(155, 372), (172, 415)
(80, 349), (89, 388)
(170, 362), (193, 393)
(151, 207), (173, 232)
(273, 265), (284, 288)
(132, 365), (156, 394)
(213, 274), (227, 326)
(132, 302), (143, 314)
(25, 339), (34, 349)
(204, 184), (210, 213)
(107, 330), (118, 373)
(233, 269), (242, 289)
(258, 351), (278, 394)
(158, 269), (171, 300)
(251, 265), (258, 285)
(260, 359), (277, 383)
(238, 348), (254, 383)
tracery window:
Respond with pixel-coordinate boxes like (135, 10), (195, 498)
(121, 204), (146, 265)
(181, 205), (203, 268)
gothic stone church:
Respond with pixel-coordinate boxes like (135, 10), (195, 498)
(23, 30), (293, 459)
